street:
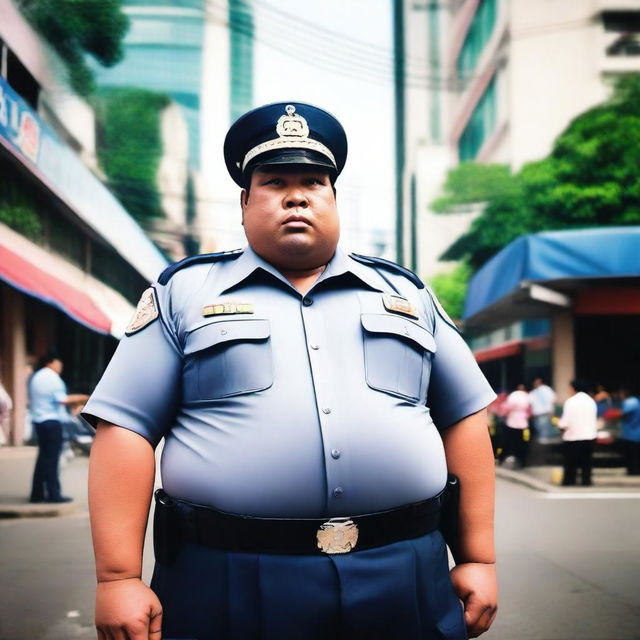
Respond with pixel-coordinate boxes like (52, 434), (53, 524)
(1, 458), (640, 640)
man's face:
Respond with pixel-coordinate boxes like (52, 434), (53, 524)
(241, 167), (340, 270)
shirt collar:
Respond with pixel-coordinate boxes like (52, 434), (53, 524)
(217, 245), (389, 294)
(321, 246), (388, 292)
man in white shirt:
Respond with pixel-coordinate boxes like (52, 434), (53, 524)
(558, 379), (597, 486)
(529, 377), (557, 444)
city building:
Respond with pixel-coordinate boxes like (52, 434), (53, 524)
(93, 0), (255, 253)
(0, 0), (168, 444)
(398, 0), (640, 278)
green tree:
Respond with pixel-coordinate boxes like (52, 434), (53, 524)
(17, 0), (129, 96)
(95, 87), (170, 222)
(437, 75), (640, 269)
(428, 261), (472, 320)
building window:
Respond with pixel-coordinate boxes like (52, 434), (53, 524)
(456, 0), (497, 86)
(458, 76), (497, 161)
(0, 38), (40, 109)
(603, 10), (640, 56)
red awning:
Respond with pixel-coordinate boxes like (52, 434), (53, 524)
(0, 244), (111, 334)
(473, 339), (524, 363)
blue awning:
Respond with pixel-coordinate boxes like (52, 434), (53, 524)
(464, 227), (640, 321)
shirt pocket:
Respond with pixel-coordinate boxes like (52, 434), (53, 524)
(183, 318), (273, 401)
(361, 313), (436, 402)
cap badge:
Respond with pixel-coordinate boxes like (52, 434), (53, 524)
(202, 301), (254, 317)
(276, 104), (310, 139)
(241, 105), (337, 172)
(126, 288), (159, 335)
(382, 293), (419, 320)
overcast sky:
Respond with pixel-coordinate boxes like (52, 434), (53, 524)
(253, 0), (395, 254)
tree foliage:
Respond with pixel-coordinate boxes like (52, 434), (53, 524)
(95, 87), (170, 222)
(428, 261), (472, 320)
(437, 75), (640, 269)
(17, 0), (129, 96)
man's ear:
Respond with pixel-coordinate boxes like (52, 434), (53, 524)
(240, 189), (248, 225)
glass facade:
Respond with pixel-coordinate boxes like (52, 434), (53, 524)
(92, 2), (205, 167)
(456, 0), (497, 85)
(229, 0), (254, 123)
(458, 75), (497, 161)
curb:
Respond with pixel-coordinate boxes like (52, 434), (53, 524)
(495, 467), (640, 493)
(0, 501), (77, 519)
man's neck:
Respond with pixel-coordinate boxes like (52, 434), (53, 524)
(278, 265), (327, 295)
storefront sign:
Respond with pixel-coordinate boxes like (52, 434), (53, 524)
(0, 76), (41, 163)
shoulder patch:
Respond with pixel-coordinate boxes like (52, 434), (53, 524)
(125, 288), (159, 336)
(350, 253), (424, 289)
(157, 249), (244, 285)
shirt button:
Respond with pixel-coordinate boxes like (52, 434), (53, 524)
(331, 448), (341, 459)
(333, 487), (344, 498)
(302, 296), (313, 306)
(322, 407), (332, 414)
(310, 344), (320, 350)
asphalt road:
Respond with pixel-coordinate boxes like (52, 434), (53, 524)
(1, 458), (639, 640)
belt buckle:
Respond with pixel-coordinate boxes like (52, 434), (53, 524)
(316, 517), (359, 554)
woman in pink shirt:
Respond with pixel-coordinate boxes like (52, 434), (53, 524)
(501, 383), (531, 468)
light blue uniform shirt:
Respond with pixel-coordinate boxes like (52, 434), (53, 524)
(29, 367), (68, 423)
(83, 247), (495, 518)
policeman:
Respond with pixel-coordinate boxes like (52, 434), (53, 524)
(84, 102), (498, 640)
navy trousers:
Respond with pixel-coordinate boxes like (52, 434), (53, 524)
(151, 529), (467, 640)
(30, 420), (63, 502)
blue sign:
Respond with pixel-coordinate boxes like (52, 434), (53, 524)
(0, 75), (41, 164)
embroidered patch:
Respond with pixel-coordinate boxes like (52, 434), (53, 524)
(202, 301), (254, 317)
(125, 288), (159, 335)
(382, 293), (419, 320)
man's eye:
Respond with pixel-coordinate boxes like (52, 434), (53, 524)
(264, 178), (283, 185)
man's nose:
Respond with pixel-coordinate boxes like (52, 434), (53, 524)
(284, 188), (309, 208)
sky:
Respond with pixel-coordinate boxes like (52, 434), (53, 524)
(252, 0), (395, 255)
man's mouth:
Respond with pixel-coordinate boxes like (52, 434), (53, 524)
(282, 214), (311, 228)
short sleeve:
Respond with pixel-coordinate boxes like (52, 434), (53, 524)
(427, 312), (496, 430)
(81, 288), (182, 447)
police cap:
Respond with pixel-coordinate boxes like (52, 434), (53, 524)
(224, 101), (348, 187)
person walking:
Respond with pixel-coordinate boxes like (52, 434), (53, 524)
(619, 388), (640, 475)
(29, 352), (88, 503)
(529, 377), (556, 444)
(501, 383), (531, 468)
(558, 379), (598, 486)
(84, 102), (498, 640)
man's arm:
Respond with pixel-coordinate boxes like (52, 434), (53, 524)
(62, 393), (90, 406)
(89, 420), (162, 639)
(441, 408), (497, 638)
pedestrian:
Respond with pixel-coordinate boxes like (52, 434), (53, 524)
(0, 374), (12, 446)
(619, 388), (640, 475)
(557, 379), (598, 486)
(84, 102), (498, 639)
(501, 383), (531, 468)
(529, 377), (556, 444)
(28, 352), (88, 503)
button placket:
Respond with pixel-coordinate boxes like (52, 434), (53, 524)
(300, 293), (345, 508)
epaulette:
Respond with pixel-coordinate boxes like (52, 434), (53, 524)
(349, 253), (424, 289)
(157, 249), (244, 285)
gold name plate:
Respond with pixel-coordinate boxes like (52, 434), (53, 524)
(202, 302), (254, 317)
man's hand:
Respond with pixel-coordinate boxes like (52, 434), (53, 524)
(450, 562), (497, 638)
(95, 578), (162, 640)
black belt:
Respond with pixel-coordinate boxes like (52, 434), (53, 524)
(154, 488), (446, 558)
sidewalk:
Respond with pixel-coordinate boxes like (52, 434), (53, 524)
(0, 446), (88, 518)
(496, 463), (640, 492)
